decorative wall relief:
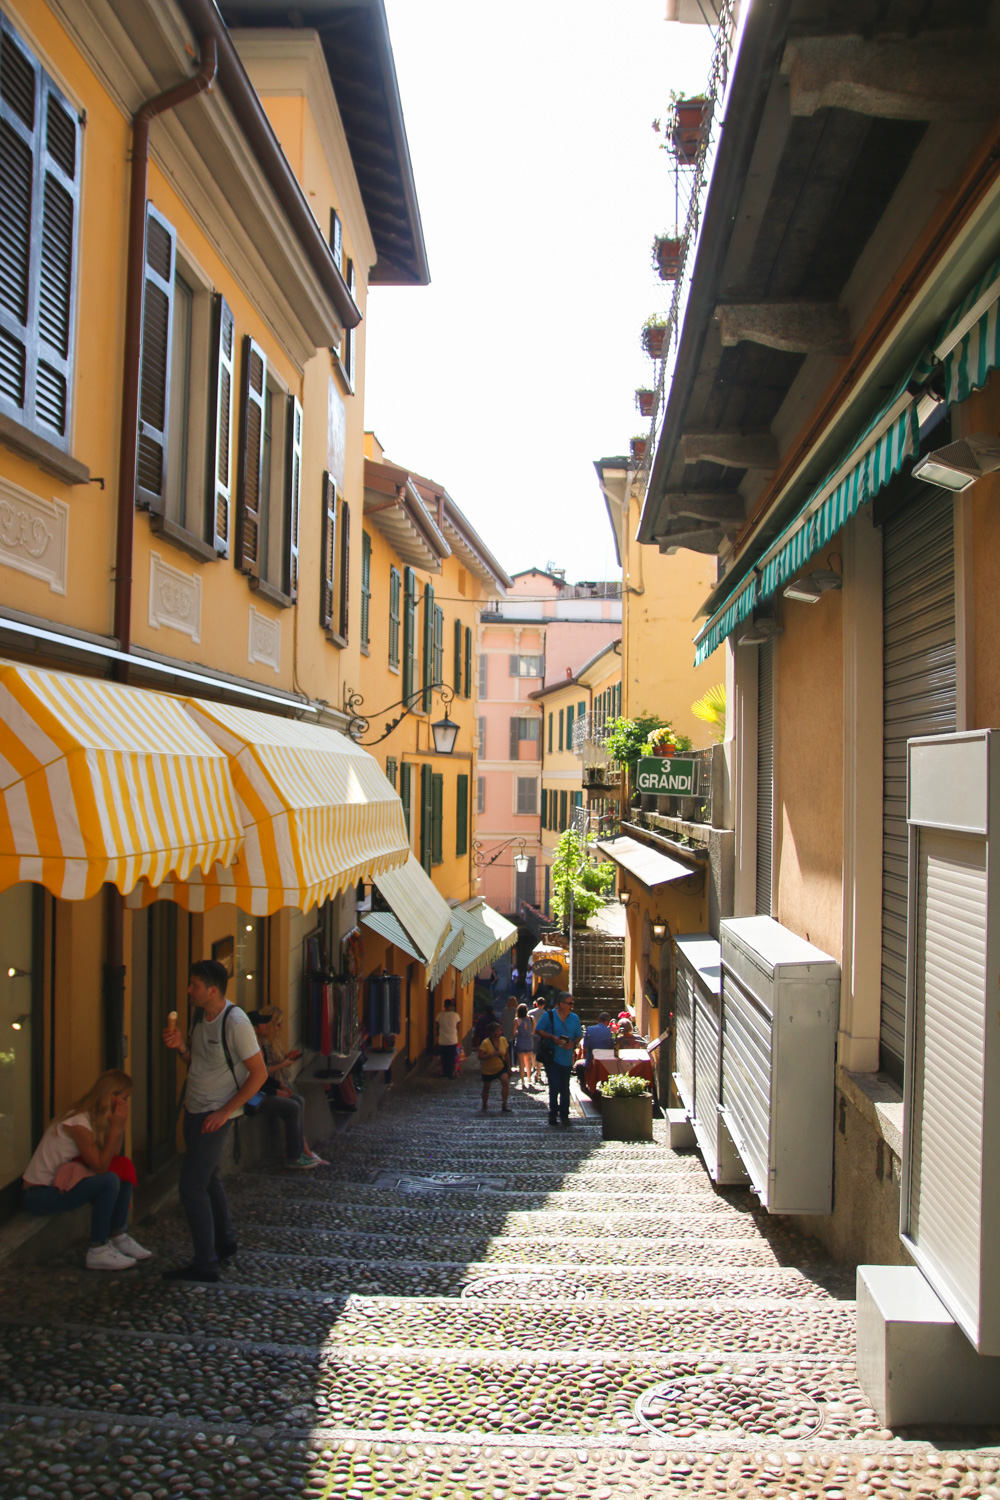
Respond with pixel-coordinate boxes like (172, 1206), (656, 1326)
(0, 479), (68, 594)
(248, 604), (281, 673)
(148, 552), (202, 643)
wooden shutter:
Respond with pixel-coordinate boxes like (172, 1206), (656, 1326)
(400, 761), (412, 838)
(548, 714), (553, 753)
(236, 334), (267, 575)
(345, 258), (356, 384)
(329, 211), (342, 356)
(422, 584), (434, 710)
(285, 394), (302, 600)
(541, 788), (548, 828)
(433, 605), (444, 688)
(558, 710), (564, 751)
(0, 21), (81, 444)
(560, 790), (568, 830)
(361, 530), (371, 649)
(338, 498), (351, 639)
(454, 618), (462, 691)
(389, 566), (401, 666)
(464, 627), (473, 699)
(420, 763), (433, 873)
(136, 206), (176, 512)
(431, 773), (443, 865)
(456, 774), (469, 856)
(208, 295), (234, 554)
(509, 654), (519, 677)
(567, 704), (575, 748)
(403, 568), (416, 701)
(320, 471), (337, 629)
(385, 755), (397, 789)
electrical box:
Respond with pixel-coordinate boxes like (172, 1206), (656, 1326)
(720, 916), (839, 1214)
(674, 934), (747, 1185)
(902, 730), (1000, 1354)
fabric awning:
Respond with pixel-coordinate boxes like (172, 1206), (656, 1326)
(0, 662), (241, 900)
(129, 702), (408, 915)
(595, 835), (693, 889)
(360, 852), (464, 987)
(449, 900), (518, 986)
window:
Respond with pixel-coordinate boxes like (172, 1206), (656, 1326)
(516, 777), (538, 816)
(400, 762), (412, 840)
(0, 19), (81, 451)
(456, 773), (469, 856)
(388, 566), (401, 669)
(236, 334), (301, 599)
(479, 653), (488, 699)
(433, 605), (444, 692)
(465, 627), (473, 698)
(403, 567), (418, 702)
(541, 788), (548, 827)
(344, 258), (356, 387)
(558, 709), (564, 752)
(329, 209), (343, 360)
(454, 618), (463, 693)
(510, 716), (539, 758)
(320, 472), (337, 630)
(477, 776), (485, 814)
(431, 772), (443, 865)
(360, 530), (371, 651)
(422, 583), (435, 710)
(509, 654), (543, 677)
(548, 713), (553, 754)
(559, 790), (568, 830)
(337, 499), (350, 639)
(477, 716), (486, 758)
(385, 756), (397, 789)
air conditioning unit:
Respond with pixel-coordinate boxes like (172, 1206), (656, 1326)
(674, 934), (747, 1184)
(902, 730), (1000, 1353)
(720, 917), (839, 1214)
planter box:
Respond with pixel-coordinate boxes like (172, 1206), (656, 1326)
(631, 438), (648, 463)
(671, 98), (707, 163)
(654, 237), (684, 280)
(601, 1094), (654, 1142)
(642, 326), (668, 360)
(636, 389), (656, 418)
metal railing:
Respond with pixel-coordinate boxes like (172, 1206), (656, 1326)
(644, 745), (714, 826)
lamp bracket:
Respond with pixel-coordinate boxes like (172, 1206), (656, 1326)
(343, 682), (455, 746)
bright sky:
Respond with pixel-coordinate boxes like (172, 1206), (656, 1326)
(363, 2), (712, 585)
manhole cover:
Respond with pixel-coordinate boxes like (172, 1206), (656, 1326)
(635, 1364), (825, 1440)
(371, 1170), (505, 1193)
(461, 1274), (588, 1302)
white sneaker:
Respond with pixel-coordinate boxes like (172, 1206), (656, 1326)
(112, 1232), (152, 1262)
(86, 1243), (136, 1271)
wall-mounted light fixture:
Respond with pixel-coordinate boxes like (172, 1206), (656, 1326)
(344, 682), (459, 751)
(473, 836), (530, 872)
(913, 434), (1000, 493)
(738, 614), (783, 647)
(651, 921), (667, 941)
(619, 889), (632, 906)
(782, 568), (842, 604)
(6, 967), (28, 979)
(10, 1014), (29, 1031)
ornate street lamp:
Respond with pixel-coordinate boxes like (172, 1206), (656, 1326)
(343, 682), (457, 750)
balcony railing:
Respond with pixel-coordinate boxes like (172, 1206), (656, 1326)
(639, 745), (716, 829)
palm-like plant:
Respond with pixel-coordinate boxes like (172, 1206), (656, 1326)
(691, 683), (726, 742)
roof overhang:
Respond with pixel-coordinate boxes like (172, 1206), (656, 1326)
(364, 460), (450, 572)
(595, 835), (696, 890)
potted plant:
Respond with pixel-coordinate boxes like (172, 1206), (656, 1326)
(631, 434), (648, 463)
(670, 94), (708, 164)
(636, 388), (656, 418)
(598, 1072), (654, 1141)
(652, 233), (684, 281)
(642, 317), (669, 360)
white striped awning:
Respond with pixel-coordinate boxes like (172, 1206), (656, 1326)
(360, 852), (464, 988)
(129, 701), (409, 915)
(449, 900), (518, 986)
(595, 835), (692, 889)
(0, 662), (242, 901)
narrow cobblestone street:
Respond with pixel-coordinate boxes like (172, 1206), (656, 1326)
(1, 1067), (998, 1500)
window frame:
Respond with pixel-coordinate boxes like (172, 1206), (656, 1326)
(515, 776), (538, 817)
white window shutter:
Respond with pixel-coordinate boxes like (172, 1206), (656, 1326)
(136, 205), (176, 513)
(285, 393), (302, 600)
(209, 294), (234, 555)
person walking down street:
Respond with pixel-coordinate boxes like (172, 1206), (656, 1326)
(535, 994), (583, 1126)
(162, 959), (268, 1283)
(248, 1011), (324, 1168)
(528, 991), (548, 1085)
(500, 992), (519, 1048)
(477, 1022), (512, 1113)
(513, 1003), (535, 1089)
(435, 998), (461, 1079)
(525, 960), (535, 997)
(21, 1069), (150, 1271)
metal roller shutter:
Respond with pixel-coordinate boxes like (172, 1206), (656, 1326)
(693, 986), (722, 1176)
(674, 961), (694, 1113)
(756, 639), (774, 916)
(881, 491), (955, 1080)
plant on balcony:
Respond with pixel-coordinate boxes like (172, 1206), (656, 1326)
(652, 232), (685, 281)
(636, 388), (656, 418)
(642, 725), (693, 758)
(550, 829), (615, 929)
(668, 93), (708, 165)
(604, 716), (668, 772)
(641, 316), (669, 360)
(691, 682), (726, 742)
(631, 434), (649, 463)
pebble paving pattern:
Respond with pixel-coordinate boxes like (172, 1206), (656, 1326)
(2, 1065), (999, 1498)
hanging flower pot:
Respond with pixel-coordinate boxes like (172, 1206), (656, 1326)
(630, 435), (648, 463)
(653, 235), (685, 281)
(636, 388), (656, 418)
(671, 97), (708, 165)
(642, 322), (668, 360)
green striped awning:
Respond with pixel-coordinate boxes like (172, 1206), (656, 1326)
(942, 251), (1000, 405)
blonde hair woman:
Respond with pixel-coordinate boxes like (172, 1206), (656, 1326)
(22, 1069), (150, 1271)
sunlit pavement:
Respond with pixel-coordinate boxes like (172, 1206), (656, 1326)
(2, 1064), (999, 1498)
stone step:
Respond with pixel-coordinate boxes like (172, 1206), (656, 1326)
(221, 1179), (743, 1214)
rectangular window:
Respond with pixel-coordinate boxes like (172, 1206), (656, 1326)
(477, 716), (486, 758)
(360, 530), (371, 651)
(235, 335), (301, 598)
(454, 618), (463, 693)
(433, 605), (444, 691)
(479, 653), (488, 699)
(400, 762), (412, 839)
(431, 772), (443, 865)
(541, 788), (548, 827)
(558, 709), (564, 752)
(388, 566), (401, 668)
(456, 773), (469, 856)
(559, 790), (568, 830)
(548, 713), (553, 753)
(344, 257), (356, 387)
(465, 627), (473, 699)
(385, 756), (397, 789)
(0, 19), (81, 451)
(516, 777), (538, 816)
(403, 567), (418, 702)
(509, 655), (544, 677)
(477, 776), (485, 814)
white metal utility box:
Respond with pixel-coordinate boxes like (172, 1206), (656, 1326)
(720, 916), (839, 1214)
(902, 730), (1000, 1355)
(674, 933), (747, 1184)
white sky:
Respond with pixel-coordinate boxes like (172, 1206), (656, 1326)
(363, 2), (712, 585)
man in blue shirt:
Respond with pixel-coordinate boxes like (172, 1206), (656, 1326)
(575, 1011), (613, 1090)
(534, 993), (584, 1126)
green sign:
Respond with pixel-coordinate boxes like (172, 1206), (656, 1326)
(636, 756), (696, 795)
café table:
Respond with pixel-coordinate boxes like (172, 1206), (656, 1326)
(585, 1047), (654, 1101)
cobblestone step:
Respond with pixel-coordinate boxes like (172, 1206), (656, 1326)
(223, 1177), (734, 1214)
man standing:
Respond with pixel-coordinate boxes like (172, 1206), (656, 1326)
(435, 997), (461, 1079)
(162, 959), (267, 1283)
(534, 993), (583, 1126)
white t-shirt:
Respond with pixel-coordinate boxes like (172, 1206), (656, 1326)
(436, 1009), (460, 1046)
(23, 1112), (90, 1187)
(184, 1003), (260, 1114)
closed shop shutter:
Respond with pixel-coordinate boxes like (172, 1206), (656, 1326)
(755, 638), (774, 916)
(881, 489), (955, 1080)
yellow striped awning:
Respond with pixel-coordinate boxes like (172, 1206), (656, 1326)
(130, 701), (409, 915)
(0, 662), (242, 901)
(449, 899), (519, 987)
(361, 852), (465, 988)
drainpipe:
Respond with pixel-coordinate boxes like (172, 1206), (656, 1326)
(106, 40), (217, 1069)
(113, 37), (218, 671)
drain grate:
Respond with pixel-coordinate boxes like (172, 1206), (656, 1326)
(370, 1170), (506, 1194)
(633, 1358), (875, 1442)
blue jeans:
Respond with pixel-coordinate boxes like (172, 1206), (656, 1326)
(547, 1061), (572, 1122)
(179, 1111), (235, 1271)
(23, 1173), (132, 1246)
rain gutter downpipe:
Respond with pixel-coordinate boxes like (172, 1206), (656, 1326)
(113, 37), (218, 672)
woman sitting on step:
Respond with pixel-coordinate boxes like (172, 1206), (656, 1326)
(21, 1069), (151, 1271)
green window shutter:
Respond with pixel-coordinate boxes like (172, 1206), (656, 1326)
(560, 790), (568, 830)
(566, 704), (575, 748)
(385, 756), (397, 789)
(541, 788), (548, 827)
(400, 762), (412, 837)
(389, 566), (401, 667)
(137, 206), (177, 515)
(420, 764), (434, 873)
(432, 773), (443, 865)
(548, 713), (553, 753)
(464, 627), (472, 698)
(338, 499), (351, 640)
(578, 699), (586, 720)
(403, 568), (417, 701)
(422, 583), (434, 710)
(456, 773), (468, 856)
(574, 791), (583, 808)
(433, 605), (444, 688)
(208, 295), (234, 554)
(454, 617), (462, 692)
(360, 530), (371, 649)
(558, 710), (564, 752)
(285, 394), (302, 600)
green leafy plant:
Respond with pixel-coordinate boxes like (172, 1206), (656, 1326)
(641, 724), (693, 755)
(598, 1072), (652, 1099)
(691, 682), (726, 742)
(603, 716), (668, 770)
(550, 829), (615, 929)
